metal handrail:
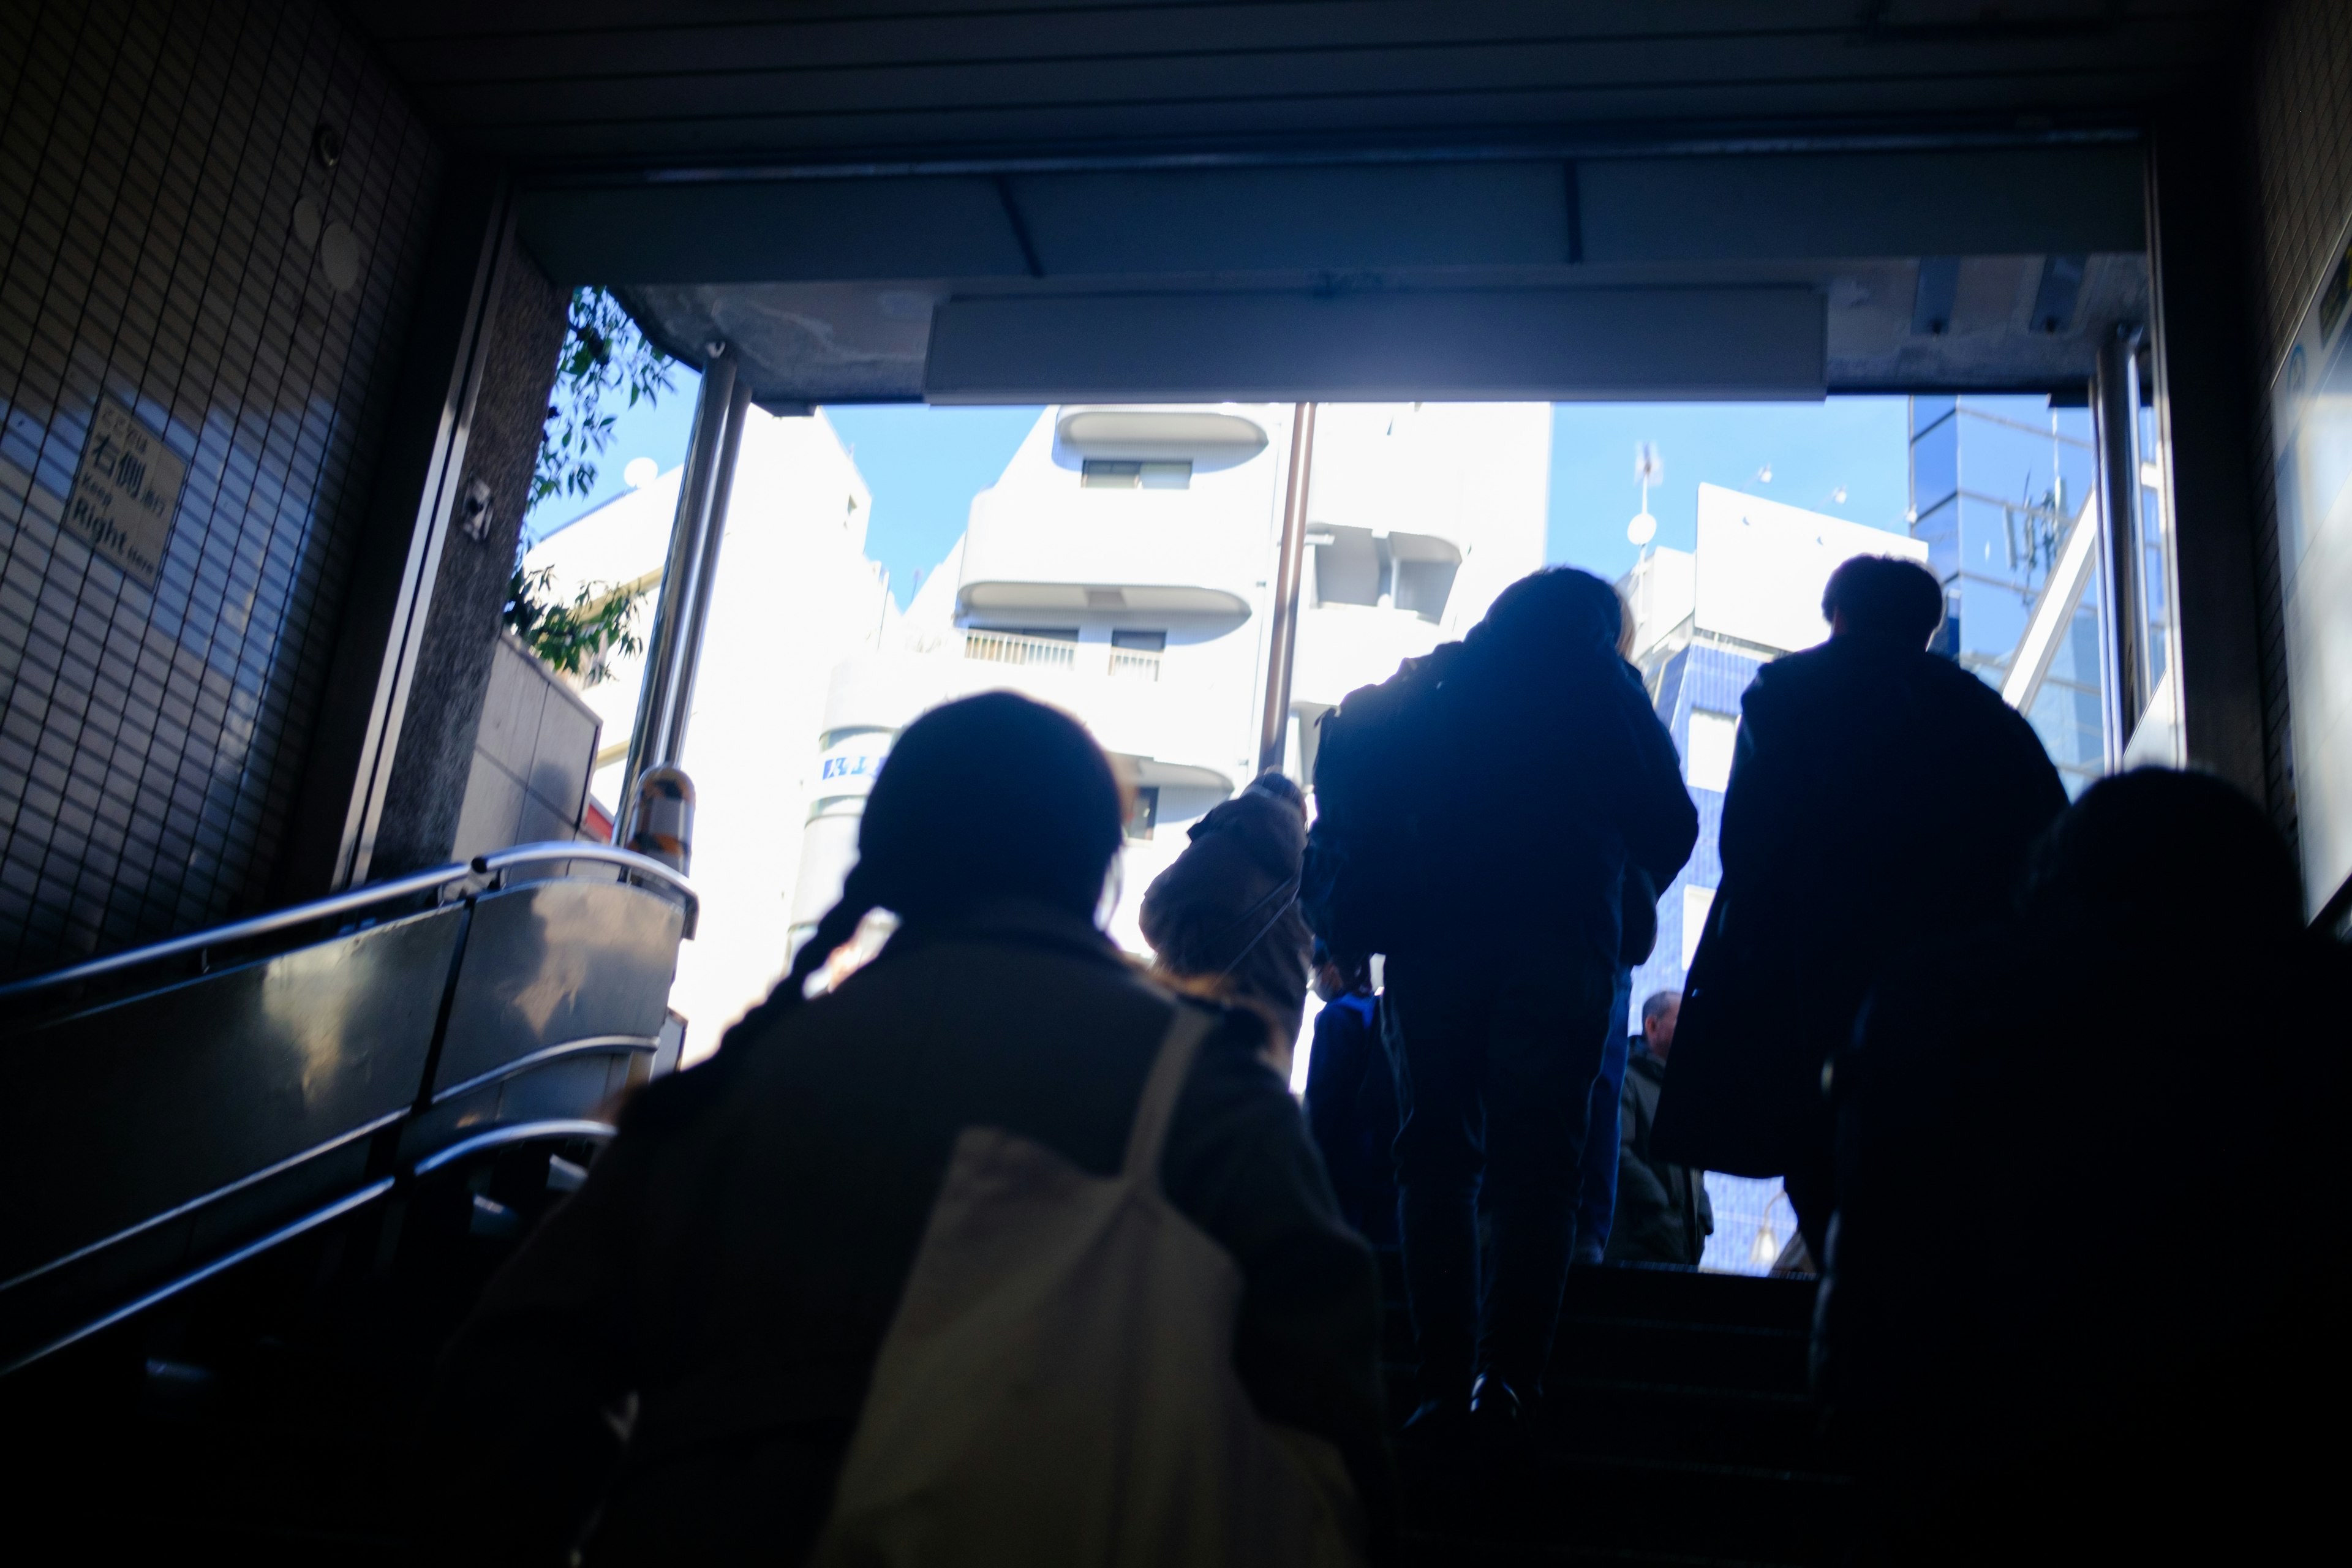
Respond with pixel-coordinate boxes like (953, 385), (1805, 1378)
(412, 1119), (619, 1178)
(475, 842), (700, 937)
(0, 1179), (396, 1378)
(0, 842), (697, 1005)
(430, 1035), (660, 1106)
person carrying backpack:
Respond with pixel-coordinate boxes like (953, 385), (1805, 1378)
(1308, 568), (1695, 1436)
(428, 692), (1392, 1566)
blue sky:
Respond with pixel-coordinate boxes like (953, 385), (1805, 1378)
(526, 382), (1917, 605)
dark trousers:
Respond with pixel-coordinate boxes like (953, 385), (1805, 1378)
(1385, 943), (1618, 1400)
(1571, 967), (1635, 1264)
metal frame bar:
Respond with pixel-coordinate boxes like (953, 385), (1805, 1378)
(2094, 328), (2145, 767)
(1258, 403), (1316, 777)
(0, 1111), (408, 1296)
(411, 1120), (618, 1178)
(0, 843), (695, 1004)
(535, 126), (2145, 191)
(283, 172), (522, 897)
(617, 345), (743, 836)
(0, 1181), (396, 1378)
(431, 1035), (659, 1104)
(664, 377), (755, 766)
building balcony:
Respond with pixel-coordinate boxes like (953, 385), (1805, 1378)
(955, 484), (1261, 625)
(958, 627), (1163, 682)
(819, 644), (1245, 797)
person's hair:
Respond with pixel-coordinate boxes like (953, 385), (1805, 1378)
(2021, 767), (2301, 938)
(1472, 566), (1623, 655)
(1641, 990), (1682, 1026)
(1246, 771), (1305, 812)
(736, 693), (1126, 1040)
(1821, 555), (1945, 646)
(1615, 586), (1639, 659)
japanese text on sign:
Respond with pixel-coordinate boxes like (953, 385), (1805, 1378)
(66, 400), (186, 590)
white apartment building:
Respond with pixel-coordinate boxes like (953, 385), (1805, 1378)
(787, 402), (1552, 965)
(522, 406), (894, 1058)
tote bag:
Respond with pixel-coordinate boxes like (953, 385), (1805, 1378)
(812, 1004), (1364, 1568)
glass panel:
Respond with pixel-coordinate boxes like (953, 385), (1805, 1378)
(2139, 484), (2170, 692)
(1910, 394), (1956, 435)
(1684, 709), (1738, 794)
(1952, 572), (2033, 674)
(1911, 407), (1959, 516)
(1912, 495), (1961, 578)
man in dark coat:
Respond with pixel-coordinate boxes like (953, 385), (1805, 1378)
(1377, 568), (1697, 1430)
(1816, 769), (2343, 1562)
(1605, 990), (1712, 1267)
(1651, 555), (2065, 1263)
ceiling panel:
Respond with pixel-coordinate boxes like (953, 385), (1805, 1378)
(347, 1), (2233, 168)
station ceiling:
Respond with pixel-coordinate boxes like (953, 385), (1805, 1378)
(344, 1), (2236, 405)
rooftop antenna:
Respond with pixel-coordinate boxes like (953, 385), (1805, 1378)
(1629, 442), (1662, 546)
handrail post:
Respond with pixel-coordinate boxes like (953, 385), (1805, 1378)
(616, 344), (742, 842)
(1258, 402), (1316, 777)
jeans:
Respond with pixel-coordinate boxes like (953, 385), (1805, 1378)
(1572, 967), (1635, 1265)
(1385, 941), (1618, 1400)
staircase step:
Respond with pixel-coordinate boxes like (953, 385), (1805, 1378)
(1539, 1379), (1820, 1471)
(1400, 1449), (1847, 1565)
(1551, 1317), (1810, 1396)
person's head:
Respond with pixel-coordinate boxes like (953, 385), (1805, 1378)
(772, 692), (1126, 1014)
(1821, 555), (1945, 649)
(1615, 586), (1639, 660)
(1310, 939), (1369, 1003)
(1471, 567), (1624, 657)
(2021, 768), (2301, 944)
(1641, 990), (1682, 1060)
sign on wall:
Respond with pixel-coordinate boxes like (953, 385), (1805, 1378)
(66, 400), (185, 590)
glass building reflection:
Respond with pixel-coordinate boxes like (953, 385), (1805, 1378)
(1908, 395), (2108, 796)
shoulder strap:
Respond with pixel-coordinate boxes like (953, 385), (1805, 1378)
(1122, 1003), (1218, 1186)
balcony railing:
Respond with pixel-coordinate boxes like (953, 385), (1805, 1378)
(1109, 647), (1162, 682)
(952, 629), (1164, 682)
(962, 629), (1076, 669)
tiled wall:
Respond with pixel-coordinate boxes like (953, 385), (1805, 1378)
(0, 0), (437, 978)
(2248, 0), (2352, 847)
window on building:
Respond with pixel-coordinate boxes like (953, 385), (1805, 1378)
(1082, 459), (1192, 489)
(1684, 709), (1739, 794)
(1126, 785), (1160, 840)
(1110, 629), (1166, 651)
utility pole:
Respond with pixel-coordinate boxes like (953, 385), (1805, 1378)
(1257, 402), (1317, 777)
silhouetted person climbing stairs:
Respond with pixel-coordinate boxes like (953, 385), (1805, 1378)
(1389, 1255), (1848, 1566)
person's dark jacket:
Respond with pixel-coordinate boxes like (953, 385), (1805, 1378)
(1140, 775), (1314, 1038)
(1605, 1045), (1713, 1266)
(1409, 633), (1697, 965)
(1817, 912), (2345, 1561)
(1302, 993), (1400, 1243)
(428, 900), (1390, 1566)
(1653, 636), (2066, 1175)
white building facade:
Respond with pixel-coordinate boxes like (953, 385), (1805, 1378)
(788, 402), (1551, 964)
(523, 407), (894, 1059)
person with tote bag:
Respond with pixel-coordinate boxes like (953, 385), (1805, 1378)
(429, 693), (1394, 1567)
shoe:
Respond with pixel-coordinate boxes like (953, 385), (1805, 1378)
(1468, 1373), (1528, 1444)
(1401, 1395), (1472, 1444)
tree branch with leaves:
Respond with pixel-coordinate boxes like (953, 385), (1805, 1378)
(533, 287), (675, 510)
